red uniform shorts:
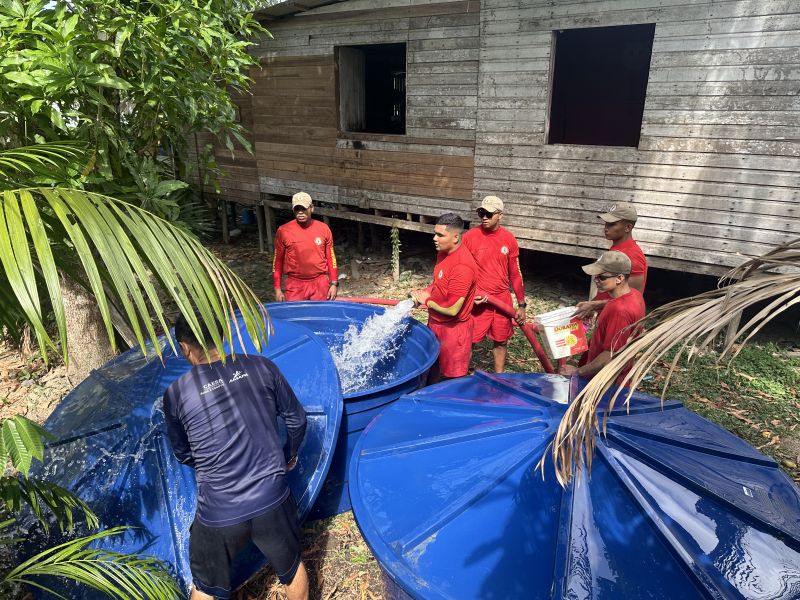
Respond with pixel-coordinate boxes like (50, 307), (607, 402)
(284, 275), (329, 301)
(472, 304), (513, 344)
(429, 319), (474, 378)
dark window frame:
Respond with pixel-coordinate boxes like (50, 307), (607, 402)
(335, 43), (408, 138)
(545, 23), (656, 148)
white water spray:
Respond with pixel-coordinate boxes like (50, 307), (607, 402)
(332, 299), (416, 394)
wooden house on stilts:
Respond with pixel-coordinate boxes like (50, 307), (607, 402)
(194, 0), (800, 276)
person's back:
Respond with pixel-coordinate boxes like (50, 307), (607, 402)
(163, 315), (309, 600)
(164, 354), (306, 527)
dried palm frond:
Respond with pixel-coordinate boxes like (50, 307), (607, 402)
(545, 238), (800, 486)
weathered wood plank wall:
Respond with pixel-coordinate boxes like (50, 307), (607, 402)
(250, 0), (480, 222)
(475, 0), (800, 274)
(201, 0), (799, 276)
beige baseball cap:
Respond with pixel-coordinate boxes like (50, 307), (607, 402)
(479, 195), (504, 213)
(292, 191), (312, 209)
(582, 251), (632, 276)
(599, 202), (638, 223)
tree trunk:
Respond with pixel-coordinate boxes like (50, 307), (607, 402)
(61, 274), (116, 385)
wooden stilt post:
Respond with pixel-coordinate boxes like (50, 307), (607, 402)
(369, 224), (380, 251)
(725, 310), (743, 349)
(264, 204), (276, 248)
(357, 222), (365, 253)
(220, 199), (230, 244)
(256, 201), (266, 254)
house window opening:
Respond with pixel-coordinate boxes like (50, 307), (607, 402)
(338, 43), (406, 135)
(547, 24), (655, 147)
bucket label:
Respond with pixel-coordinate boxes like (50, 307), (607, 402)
(553, 322), (581, 334)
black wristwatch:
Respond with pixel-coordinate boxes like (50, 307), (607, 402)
(518, 302), (527, 308)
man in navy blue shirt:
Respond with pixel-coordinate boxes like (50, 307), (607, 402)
(163, 315), (309, 600)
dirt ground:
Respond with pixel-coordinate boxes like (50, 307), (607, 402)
(3, 221), (798, 599)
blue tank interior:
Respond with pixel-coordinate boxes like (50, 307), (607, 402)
(349, 372), (800, 600)
(22, 317), (343, 599)
(265, 301), (439, 518)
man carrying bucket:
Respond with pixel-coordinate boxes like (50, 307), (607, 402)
(410, 213), (477, 383)
(575, 203), (647, 318)
(462, 195), (526, 373)
(560, 251), (645, 383)
(273, 191), (339, 302)
(163, 314), (310, 600)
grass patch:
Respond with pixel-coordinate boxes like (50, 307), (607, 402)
(640, 343), (800, 483)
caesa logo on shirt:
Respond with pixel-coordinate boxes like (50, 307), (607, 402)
(314, 237), (323, 246)
(500, 246), (509, 255)
(437, 269), (443, 279)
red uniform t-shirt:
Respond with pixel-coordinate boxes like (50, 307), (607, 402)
(594, 239), (647, 301)
(272, 219), (338, 289)
(585, 289), (646, 379)
(426, 244), (477, 325)
(462, 226), (525, 303)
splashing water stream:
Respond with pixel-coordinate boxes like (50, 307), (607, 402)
(332, 299), (416, 394)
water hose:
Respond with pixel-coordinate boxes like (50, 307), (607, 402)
(339, 296), (558, 374)
(338, 297), (402, 307)
(482, 297), (556, 374)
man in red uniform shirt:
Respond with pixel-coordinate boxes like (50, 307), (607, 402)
(410, 213), (477, 383)
(462, 195), (526, 373)
(576, 202), (647, 318)
(560, 251), (645, 383)
(273, 192), (338, 302)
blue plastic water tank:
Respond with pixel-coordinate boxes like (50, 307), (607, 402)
(265, 301), (439, 519)
(350, 372), (800, 600)
(24, 317), (342, 598)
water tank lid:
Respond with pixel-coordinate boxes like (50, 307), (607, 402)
(350, 372), (800, 600)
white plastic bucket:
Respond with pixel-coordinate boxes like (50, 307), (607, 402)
(534, 307), (589, 360)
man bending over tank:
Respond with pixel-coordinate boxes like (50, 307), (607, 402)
(163, 314), (309, 600)
(410, 213), (478, 384)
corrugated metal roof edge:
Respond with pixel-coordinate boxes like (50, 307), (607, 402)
(255, 0), (348, 20)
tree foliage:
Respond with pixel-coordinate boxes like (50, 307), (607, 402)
(0, 143), (269, 363)
(0, 0), (264, 220)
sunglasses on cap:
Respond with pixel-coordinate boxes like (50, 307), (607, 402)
(594, 273), (621, 281)
(477, 209), (499, 218)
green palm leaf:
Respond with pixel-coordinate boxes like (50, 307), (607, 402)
(3, 527), (181, 600)
(0, 416), (53, 475)
(0, 142), (84, 186)
(0, 476), (99, 533)
(0, 186), (269, 363)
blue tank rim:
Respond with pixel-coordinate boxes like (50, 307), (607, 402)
(349, 373), (800, 600)
(348, 392), (437, 600)
(264, 300), (439, 399)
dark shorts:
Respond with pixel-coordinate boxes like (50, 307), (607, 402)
(189, 494), (301, 599)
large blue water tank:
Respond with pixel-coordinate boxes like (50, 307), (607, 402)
(350, 372), (800, 599)
(24, 317), (342, 598)
(264, 301), (439, 519)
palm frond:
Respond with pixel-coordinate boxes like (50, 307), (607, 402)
(546, 239), (800, 486)
(0, 186), (269, 363)
(3, 527), (181, 600)
(0, 476), (99, 533)
(0, 142), (85, 186)
(0, 416), (54, 475)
